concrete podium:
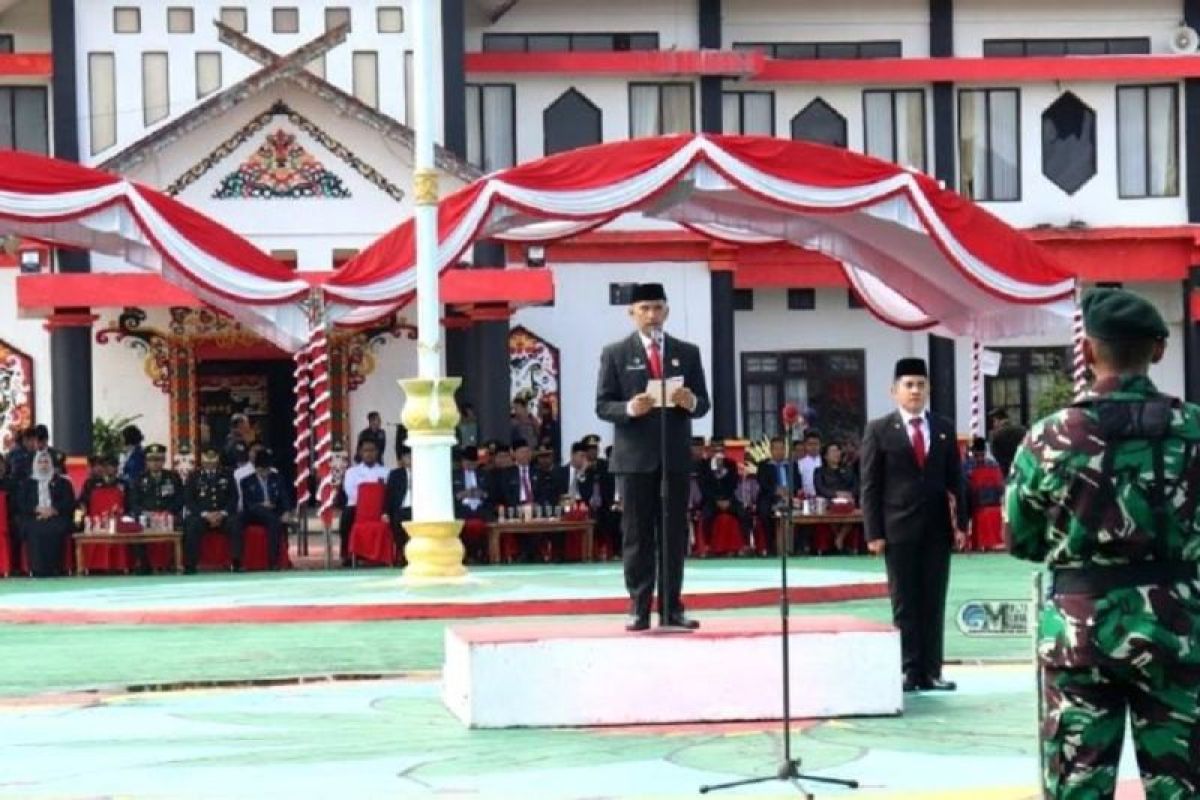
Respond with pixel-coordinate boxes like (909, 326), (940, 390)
(443, 616), (902, 728)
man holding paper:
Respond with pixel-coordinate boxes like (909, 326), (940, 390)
(596, 282), (711, 631)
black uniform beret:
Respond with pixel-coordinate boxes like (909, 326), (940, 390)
(894, 357), (928, 379)
(630, 283), (667, 303)
(1082, 288), (1169, 341)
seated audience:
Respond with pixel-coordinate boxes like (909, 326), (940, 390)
(339, 439), (390, 566)
(236, 449), (290, 570)
(17, 450), (74, 577)
(385, 445), (414, 560)
(964, 437), (1006, 551)
(184, 448), (240, 573)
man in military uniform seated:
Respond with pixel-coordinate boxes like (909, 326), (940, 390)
(130, 444), (184, 574)
(1005, 288), (1200, 799)
(237, 449), (290, 570)
(184, 449), (240, 574)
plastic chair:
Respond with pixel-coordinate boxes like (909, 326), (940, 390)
(348, 481), (394, 566)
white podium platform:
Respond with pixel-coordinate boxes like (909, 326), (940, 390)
(442, 616), (902, 728)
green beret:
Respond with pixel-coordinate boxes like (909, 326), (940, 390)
(1082, 288), (1169, 341)
(145, 444), (167, 457)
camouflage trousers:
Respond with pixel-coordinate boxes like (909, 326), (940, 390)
(1041, 658), (1200, 798)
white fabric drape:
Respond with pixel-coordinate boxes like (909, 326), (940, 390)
(989, 90), (1020, 201)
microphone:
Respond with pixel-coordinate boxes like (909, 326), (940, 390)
(781, 403), (801, 431)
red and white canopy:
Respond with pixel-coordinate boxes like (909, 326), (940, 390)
(330, 135), (1074, 338)
(0, 151), (313, 349)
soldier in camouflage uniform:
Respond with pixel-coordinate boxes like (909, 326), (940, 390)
(130, 444), (184, 573)
(183, 448), (240, 574)
(1004, 288), (1200, 799)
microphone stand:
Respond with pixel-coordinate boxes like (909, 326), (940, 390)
(655, 328), (688, 633)
(700, 414), (858, 797)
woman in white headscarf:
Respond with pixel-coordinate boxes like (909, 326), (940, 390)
(17, 450), (75, 577)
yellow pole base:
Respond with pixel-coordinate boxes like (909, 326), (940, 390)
(401, 519), (467, 583)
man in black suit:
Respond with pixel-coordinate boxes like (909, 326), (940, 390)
(385, 445), (413, 559)
(236, 449), (290, 570)
(552, 442), (595, 505)
(595, 282), (710, 631)
(700, 439), (751, 549)
(861, 357), (968, 693)
(755, 438), (792, 555)
(452, 446), (491, 563)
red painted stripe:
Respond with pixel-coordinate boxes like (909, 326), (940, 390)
(0, 53), (52, 77)
(465, 49), (761, 77)
(0, 581), (888, 626)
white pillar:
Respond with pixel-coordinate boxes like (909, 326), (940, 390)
(413, 0), (441, 383)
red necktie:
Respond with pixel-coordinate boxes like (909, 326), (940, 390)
(648, 341), (663, 379)
(910, 417), (927, 469)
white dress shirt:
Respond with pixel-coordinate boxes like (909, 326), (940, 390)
(462, 468), (482, 511)
(625, 331), (696, 416)
(899, 408), (930, 458)
(343, 462), (389, 506)
(797, 455), (821, 496)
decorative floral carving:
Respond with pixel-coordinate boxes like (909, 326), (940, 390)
(214, 128), (351, 199)
(509, 326), (560, 416)
(167, 307), (259, 348)
(167, 101), (404, 201)
(95, 308), (173, 393)
(332, 314), (418, 392)
(0, 339), (34, 452)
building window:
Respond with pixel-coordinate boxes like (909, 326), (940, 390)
(271, 249), (298, 269)
(544, 88), (602, 155)
(352, 51), (378, 109)
(332, 248), (359, 268)
(733, 289), (754, 311)
(722, 91), (774, 135)
(609, 283), (637, 305)
(983, 38), (1149, 56)
(167, 7), (194, 33)
(219, 7), (247, 33)
(786, 289), (816, 310)
(629, 83), (694, 137)
(1041, 92), (1096, 195)
(0, 87), (49, 154)
(195, 52), (221, 98)
(985, 347), (1070, 427)
(483, 32), (658, 52)
(403, 50), (413, 126)
(377, 7), (404, 33)
(0, 34), (12, 53)
(88, 52), (116, 153)
(466, 83), (516, 172)
(959, 88), (1020, 201)
(1117, 84), (1179, 198)
(791, 98), (847, 148)
(848, 289), (865, 309)
(742, 350), (866, 441)
(142, 52), (170, 125)
(734, 41), (900, 59)
(273, 8), (299, 34)
(325, 7), (350, 31)
(863, 89), (925, 170)
(113, 7), (141, 34)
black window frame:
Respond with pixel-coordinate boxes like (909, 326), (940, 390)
(983, 37), (1150, 57)
(957, 87), (1022, 202)
(1116, 83), (1180, 200)
(1040, 91), (1097, 195)
(721, 90), (775, 135)
(733, 40), (901, 60)
(786, 288), (816, 310)
(861, 88), (927, 171)
(628, 81), (696, 137)
(465, 82), (517, 173)
(984, 346), (1071, 428)
(740, 349), (867, 441)
(848, 289), (865, 309)
(483, 32), (659, 52)
(790, 97), (848, 148)
(542, 87), (603, 156)
(733, 288), (754, 311)
(0, 85), (49, 154)
(0, 34), (12, 53)
(609, 282), (637, 305)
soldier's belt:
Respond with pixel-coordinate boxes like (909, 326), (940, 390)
(1051, 561), (1200, 595)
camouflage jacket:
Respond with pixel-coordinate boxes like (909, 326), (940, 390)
(1004, 374), (1200, 666)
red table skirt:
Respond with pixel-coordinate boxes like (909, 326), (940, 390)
(349, 520), (394, 566)
(199, 525), (291, 571)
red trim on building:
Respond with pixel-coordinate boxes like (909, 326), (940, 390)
(43, 311), (98, 330)
(0, 53), (53, 78)
(465, 50), (1200, 84)
(1028, 226), (1200, 282)
(465, 49), (761, 77)
(441, 268), (554, 305)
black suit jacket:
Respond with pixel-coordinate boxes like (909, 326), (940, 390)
(17, 476), (75, 519)
(385, 467), (410, 520)
(860, 411), (968, 544)
(239, 471), (290, 515)
(756, 459), (793, 514)
(451, 467), (492, 520)
(491, 464), (556, 507)
(595, 332), (710, 474)
(552, 463), (596, 504)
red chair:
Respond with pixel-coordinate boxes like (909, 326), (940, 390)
(0, 490), (11, 577)
(199, 529), (233, 570)
(242, 523), (292, 570)
(972, 507), (1005, 551)
(78, 486), (131, 573)
(703, 512), (745, 557)
(348, 482), (394, 566)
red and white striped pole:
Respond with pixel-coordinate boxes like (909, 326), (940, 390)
(971, 339), (982, 438)
(309, 323), (335, 527)
(292, 340), (312, 508)
(1072, 282), (1087, 398)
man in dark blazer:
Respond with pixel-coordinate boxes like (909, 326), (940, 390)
(236, 449), (290, 570)
(861, 357), (968, 693)
(385, 445), (413, 558)
(595, 282), (711, 631)
(755, 437), (793, 555)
